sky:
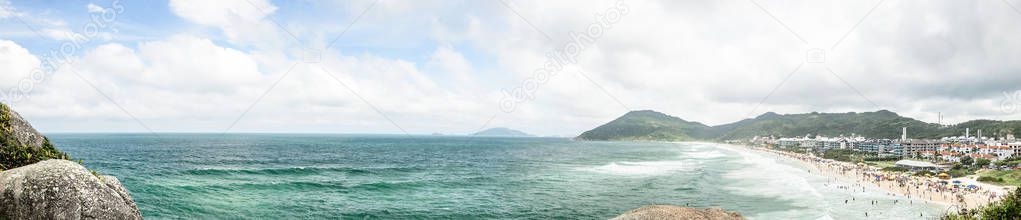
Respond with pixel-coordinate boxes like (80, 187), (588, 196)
(1, 0), (1020, 136)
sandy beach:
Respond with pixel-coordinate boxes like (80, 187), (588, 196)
(735, 145), (1014, 211)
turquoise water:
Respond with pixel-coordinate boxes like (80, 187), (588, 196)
(48, 134), (945, 219)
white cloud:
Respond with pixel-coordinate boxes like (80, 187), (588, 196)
(136, 35), (264, 92)
(16, 35), (266, 121)
(0, 0), (13, 18)
(6, 0), (1021, 136)
(411, 0), (1021, 133)
(41, 28), (77, 41)
(0, 39), (40, 89)
(86, 3), (104, 13)
(167, 0), (288, 48)
(168, 0), (275, 27)
(425, 45), (475, 87)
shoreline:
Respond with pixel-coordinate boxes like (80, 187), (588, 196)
(716, 143), (1010, 210)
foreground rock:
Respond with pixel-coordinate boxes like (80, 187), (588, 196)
(0, 159), (142, 219)
(613, 205), (744, 220)
(2, 105), (46, 148)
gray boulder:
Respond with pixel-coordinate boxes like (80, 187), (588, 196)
(0, 159), (142, 219)
(2, 107), (46, 148)
(613, 205), (744, 220)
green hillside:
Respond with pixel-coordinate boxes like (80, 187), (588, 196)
(576, 110), (710, 141)
(577, 110), (1021, 141)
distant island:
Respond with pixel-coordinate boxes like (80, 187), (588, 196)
(577, 110), (1021, 141)
(472, 127), (533, 137)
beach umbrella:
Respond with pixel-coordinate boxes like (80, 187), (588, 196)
(937, 173), (951, 180)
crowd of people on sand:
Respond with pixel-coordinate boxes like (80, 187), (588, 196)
(747, 147), (1013, 217)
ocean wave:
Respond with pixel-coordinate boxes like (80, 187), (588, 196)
(728, 150), (821, 196)
(581, 161), (689, 176)
(182, 166), (419, 176)
(172, 180), (427, 193)
(714, 145), (830, 219)
(685, 150), (726, 159)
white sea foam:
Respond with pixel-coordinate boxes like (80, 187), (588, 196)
(711, 145), (832, 219)
(711, 144), (946, 219)
(722, 147), (823, 199)
(583, 161), (690, 176)
(685, 150), (726, 159)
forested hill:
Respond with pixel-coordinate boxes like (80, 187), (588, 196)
(576, 110), (710, 141)
(576, 110), (1021, 141)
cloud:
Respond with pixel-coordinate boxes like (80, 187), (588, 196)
(41, 28), (78, 41)
(167, 0), (290, 48)
(6, 0), (1021, 136)
(136, 35), (264, 92)
(0, 0), (12, 18)
(425, 45), (475, 87)
(0, 39), (40, 89)
(13, 33), (488, 133)
(16, 35), (265, 121)
(86, 3), (104, 13)
(409, 0), (1021, 131)
(168, 0), (275, 27)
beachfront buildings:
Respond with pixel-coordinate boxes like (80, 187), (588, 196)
(975, 146), (1014, 160)
(750, 132), (1021, 165)
(1011, 142), (1021, 158)
(901, 139), (941, 158)
(766, 135), (866, 152)
(858, 139), (900, 156)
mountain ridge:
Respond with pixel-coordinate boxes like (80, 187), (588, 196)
(577, 110), (1021, 141)
(472, 127), (533, 137)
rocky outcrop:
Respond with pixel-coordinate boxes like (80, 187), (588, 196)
(613, 205), (744, 220)
(1, 106), (46, 148)
(1, 103), (140, 219)
(0, 159), (142, 219)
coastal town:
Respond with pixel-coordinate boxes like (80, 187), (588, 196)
(747, 127), (1021, 171)
(736, 127), (1021, 216)
(750, 127), (1017, 162)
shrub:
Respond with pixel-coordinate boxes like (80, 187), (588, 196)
(1, 103), (74, 171)
(961, 156), (974, 166)
(944, 186), (1021, 219)
(977, 176), (1004, 183)
(0, 137), (72, 170)
(882, 166), (909, 172)
(976, 158), (991, 168)
(915, 170), (936, 177)
(947, 168), (976, 178)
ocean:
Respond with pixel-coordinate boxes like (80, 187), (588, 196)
(48, 134), (945, 219)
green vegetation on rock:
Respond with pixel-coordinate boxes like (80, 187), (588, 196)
(0, 103), (72, 171)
